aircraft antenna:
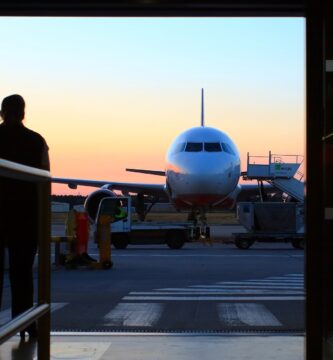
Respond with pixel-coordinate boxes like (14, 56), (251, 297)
(201, 88), (205, 127)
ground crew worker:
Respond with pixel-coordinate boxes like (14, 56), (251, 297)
(74, 209), (97, 264)
(65, 208), (96, 266)
(0, 94), (50, 339)
(114, 200), (127, 221)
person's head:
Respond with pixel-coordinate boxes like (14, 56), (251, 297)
(0, 94), (25, 124)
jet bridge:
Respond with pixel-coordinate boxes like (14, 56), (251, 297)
(242, 151), (305, 202)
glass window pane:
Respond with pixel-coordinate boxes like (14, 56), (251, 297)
(185, 142), (203, 152)
(204, 143), (222, 152)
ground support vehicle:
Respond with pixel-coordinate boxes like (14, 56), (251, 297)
(112, 221), (191, 249)
(93, 196), (193, 249)
(233, 202), (305, 250)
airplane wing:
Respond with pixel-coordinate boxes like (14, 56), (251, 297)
(126, 168), (165, 176)
(52, 177), (166, 197)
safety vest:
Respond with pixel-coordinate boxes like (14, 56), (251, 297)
(115, 207), (127, 219)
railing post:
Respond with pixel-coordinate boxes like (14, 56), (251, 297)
(37, 181), (51, 360)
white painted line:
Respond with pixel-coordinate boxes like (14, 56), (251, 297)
(235, 279), (303, 282)
(188, 285), (304, 289)
(221, 280), (303, 283)
(189, 283), (304, 289)
(267, 276), (303, 280)
(218, 303), (282, 327)
(122, 295), (305, 301)
(104, 303), (162, 327)
(154, 285), (304, 293)
(216, 281), (303, 286)
(129, 290), (304, 295)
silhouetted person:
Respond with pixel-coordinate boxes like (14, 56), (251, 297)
(0, 94), (49, 338)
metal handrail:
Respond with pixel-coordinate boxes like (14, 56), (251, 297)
(0, 304), (49, 344)
(247, 152), (304, 166)
(0, 157), (51, 360)
(0, 157), (50, 182)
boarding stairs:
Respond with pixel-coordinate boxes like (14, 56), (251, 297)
(242, 151), (305, 202)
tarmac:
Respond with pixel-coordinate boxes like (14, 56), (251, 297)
(1, 223), (304, 359)
(0, 334), (305, 360)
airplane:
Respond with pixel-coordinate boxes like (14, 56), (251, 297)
(53, 89), (267, 245)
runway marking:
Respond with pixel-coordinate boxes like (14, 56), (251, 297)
(266, 276), (303, 280)
(218, 303), (282, 327)
(122, 295), (304, 301)
(129, 290), (304, 295)
(228, 279), (304, 285)
(232, 280), (304, 284)
(189, 284), (303, 289)
(121, 274), (304, 302)
(104, 303), (162, 327)
(0, 302), (68, 326)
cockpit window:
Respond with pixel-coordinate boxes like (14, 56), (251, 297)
(185, 142), (203, 152)
(204, 142), (222, 152)
(172, 142), (186, 154)
(221, 142), (235, 155)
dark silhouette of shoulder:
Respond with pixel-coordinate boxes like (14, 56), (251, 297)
(0, 123), (47, 169)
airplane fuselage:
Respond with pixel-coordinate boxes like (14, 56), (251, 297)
(165, 126), (241, 211)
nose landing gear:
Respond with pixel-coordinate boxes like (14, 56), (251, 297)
(198, 225), (212, 245)
(189, 210), (212, 245)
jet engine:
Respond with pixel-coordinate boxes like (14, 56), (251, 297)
(84, 189), (117, 222)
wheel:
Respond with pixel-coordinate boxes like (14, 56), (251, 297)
(112, 233), (129, 249)
(291, 238), (305, 250)
(235, 238), (254, 250)
(166, 230), (186, 249)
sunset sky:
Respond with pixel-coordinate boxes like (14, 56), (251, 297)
(0, 17), (305, 195)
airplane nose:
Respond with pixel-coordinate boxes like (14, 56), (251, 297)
(179, 156), (239, 194)
(183, 158), (228, 177)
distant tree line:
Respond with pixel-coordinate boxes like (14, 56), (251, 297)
(51, 195), (87, 208)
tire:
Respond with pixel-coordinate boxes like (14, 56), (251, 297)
(166, 230), (186, 249)
(235, 238), (254, 250)
(112, 233), (129, 249)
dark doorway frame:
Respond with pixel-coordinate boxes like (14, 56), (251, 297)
(0, 1), (328, 359)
